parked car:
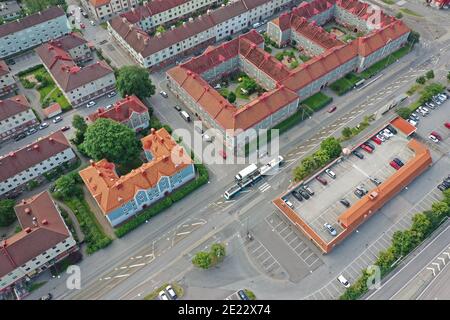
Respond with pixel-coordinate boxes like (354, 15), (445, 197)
(86, 101), (96, 108)
(292, 190), (303, 202)
(39, 122), (49, 130)
(105, 104), (113, 110)
(219, 150), (227, 159)
(203, 134), (213, 142)
(425, 102), (435, 109)
(429, 135), (439, 143)
(364, 141), (375, 150)
(352, 150), (364, 159)
(386, 125), (398, 135)
(430, 131), (442, 141)
(410, 113), (419, 120)
(325, 168), (336, 179)
(376, 134), (386, 142)
(165, 285), (177, 300)
(340, 199), (350, 208)
(337, 275), (350, 288)
(437, 184), (447, 192)
(14, 133), (27, 141)
(174, 105), (182, 112)
(302, 184), (314, 196)
(361, 144), (373, 153)
(370, 177), (382, 186)
(445, 122), (450, 129)
(283, 198), (294, 209)
(407, 119), (418, 127)
(299, 190), (310, 200)
(80, 22), (85, 29)
(371, 136), (382, 145)
(61, 126), (70, 132)
(158, 291), (169, 300)
(383, 129), (394, 138)
(357, 185), (368, 194)
(52, 116), (63, 124)
(238, 290), (250, 300)
(107, 91), (117, 98)
(27, 128), (37, 135)
(324, 223), (337, 236)
(160, 91), (168, 98)
(328, 105), (337, 113)
(354, 189), (364, 198)
(316, 175), (328, 185)
(393, 158), (404, 167)
(39, 293), (53, 300)
(389, 160), (401, 170)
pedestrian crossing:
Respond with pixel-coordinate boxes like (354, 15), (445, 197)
(259, 182), (271, 193)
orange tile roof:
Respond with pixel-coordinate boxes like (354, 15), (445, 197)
(79, 128), (192, 215)
(291, 16), (344, 49)
(390, 116), (417, 136)
(88, 95), (148, 123)
(89, 0), (111, 7)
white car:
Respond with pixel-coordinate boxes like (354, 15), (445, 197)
(90, 20), (96, 26)
(107, 91), (117, 98)
(383, 129), (394, 137)
(165, 285), (177, 299)
(429, 135), (439, 143)
(337, 275), (351, 288)
(105, 104), (113, 110)
(39, 122), (49, 130)
(420, 106), (430, 113)
(86, 101), (96, 108)
(158, 291), (169, 300)
(407, 119), (418, 127)
(52, 116), (63, 124)
(379, 131), (390, 140)
(283, 198), (294, 209)
(203, 134), (213, 142)
(376, 133), (386, 142)
(324, 223), (337, 236)
(325, 169), (336, 179)
(160, 91), (168, 98)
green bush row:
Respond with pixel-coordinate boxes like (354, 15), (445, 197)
(301, 92), (333, 112)
(115, 164), (209, 237)
(17, 64), (44, 78)
(340, 190), (450, 300)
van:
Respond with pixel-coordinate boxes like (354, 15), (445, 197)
(180, 110), (191, 122)
(337, 275), (350, 288)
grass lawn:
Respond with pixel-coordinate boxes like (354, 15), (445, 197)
(235, 84), (251, 100)
(381, 0), (395, 4)
(301, 92), (333, 111)
(330, 73), (363, 96)
(400, 8), (423, 17)
(28, 281), (47, 292)
(360, 46), (411, 79)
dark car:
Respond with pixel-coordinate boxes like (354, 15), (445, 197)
(328, 105), (337, 113)
(292, 190), (303, 201)
(300, 185), (314, 196)
(393, 158), (404, 167)
(174, 105), (182, 112)
(364, 141), (375, 150)
(61, 126), (70, 132)
(340, 199), (350, 207)
(354, 189), (364, 198)
(299, 190), (310, 200)
(438, 184), (447, 192)
(316, 175), (328, 185)
(40, 293), (53, 300)
(352, 150), (364, 159)
(238, 290), (249, 300)
(370, 177), (382, 186)
(14, 133), (26, 141)
(386, 125), (398, 135)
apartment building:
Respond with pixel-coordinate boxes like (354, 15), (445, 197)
(0, 7), (70, 59)
(0, 59), (17, 97)
(80, 128), (195, 227)
(36, 39), (116, 108)
(0, 130), (77, 198)
(47, 32), (92, 63)
(0, 1), (21, 21)
(108, 0), (292, 71)
(88, 95), (150, 132)
(0, 95), (37, 143)
(167, 0), (410, 151)
(0, 191), (77, 292)
(87, 0), (138, 21)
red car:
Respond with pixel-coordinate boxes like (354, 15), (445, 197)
(371, 136), (382, 145)
(316, 175), (328, 185)
(328, 105), (337, 113)
(445, 122), (450, 129)
(389, 160), (401, 170)
(360, 144), (373, 153)
(219, 150), (227, 159)
(430, 131), (442, 141)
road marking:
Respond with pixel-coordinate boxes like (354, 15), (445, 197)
(427, 267), (436, 277)
(432, 262), (441, 271)
(129, 263), (146, 268)
(114, 274), (130, 279)
(176, 231), (191, 236)
(120, 266), (127, 270)
(191, 221), (206, 226)
(135, 256), (142, 259)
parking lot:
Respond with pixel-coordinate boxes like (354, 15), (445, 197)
(283, 129), (416, 243)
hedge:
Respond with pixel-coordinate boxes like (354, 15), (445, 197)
(115, 164), (209, 237)
(17, 64), (44, 78)
(301, 92), (333, 112)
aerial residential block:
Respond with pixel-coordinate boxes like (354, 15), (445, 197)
(0, 95), (37, 143)
(87, 0), (139, 21)
(0, 59), (17, 97)
(0, 1), (21, 21)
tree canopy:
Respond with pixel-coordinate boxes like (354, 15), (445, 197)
(320, 137), (342, 159)
(0, 199), (16, 227)
(192, 251), (212, 269)
(80, 118), (142, 165)
(72, 114), (88, 145)
(53, 173), (82, 200)
(116, 66), (156, 99)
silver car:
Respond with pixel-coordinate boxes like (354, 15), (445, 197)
(324, 223), (337, 236)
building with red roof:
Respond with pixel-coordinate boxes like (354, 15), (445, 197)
(0, 191), (77, 292)
(0, 131), (77, 198)
(0, 95), (38, 143)
(43, 103), (63, 119)
(167, 0), (410, 151)
(87, 0), (139, 21)
(79, 128), (195, 227)
(35, 34), (116, 108)
(0, 59), (17, 97)
(426, 0), (450, 8)
(88, 95), (150, 132)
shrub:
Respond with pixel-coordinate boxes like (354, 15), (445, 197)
(416, 76), (426, 85)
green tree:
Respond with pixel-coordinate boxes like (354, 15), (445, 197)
(375, 247), (396, 275)
(408, 30), (420, 44)
(227, 91), (236, 103)
(313, 149), (330, 166)
(53, 173), (82, 200)
(241, 78), (258, 94)
(300, 156), (318, 172)
(155, 25), (166, 34)
(392, 230), (416, 258)
(395, 12), (403, 19)
(116, 66), (156, 99)
(275, 52), (284, 61)
(192, 251), (212, 269)
(72, 114), (88, 145)
(80, 118), (142, 165)
(416, 76), (426, 85)
(320, 137), (342, 159)
(210, 243), (226, 261)
(342, 127), (353, 138)
(410, 213), (432, 239)
(425, 70), (434, 79)
(0, 199), (16, 227)
(431, 201), (449, 218)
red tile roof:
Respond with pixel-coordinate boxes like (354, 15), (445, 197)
(88, 95), (148, 123)
(89, 0), (111, 7)
(79, 128), (193, 214)
(0, 131), (72, 182)
(0, 95), (30, 122)
(0, 7), (66, 38)
(0, 59), (10, 77)
(291, 16), (344, 49)
(120, 0), (190, 23)
(35, 41), (114, 92)
(0, 191), (72, 279)
(43, 103), (62, 118)
(336, 0), (393, 27)
(47, 32), (87, 52)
